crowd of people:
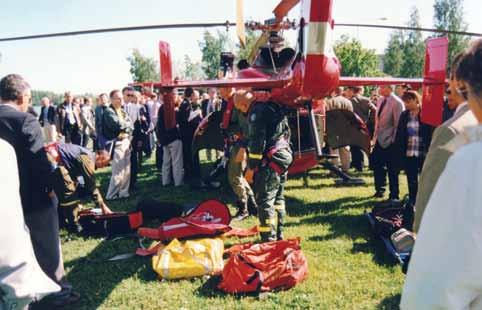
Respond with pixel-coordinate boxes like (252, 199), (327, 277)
(1, 37), (482, 308)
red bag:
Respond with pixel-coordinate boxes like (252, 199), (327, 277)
(218, 238), (308, 294)
(138, 199), (231, 241)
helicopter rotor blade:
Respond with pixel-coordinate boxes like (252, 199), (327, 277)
(236, 0), (246, 48)
(273, 0), (300, 23)
(0, 22), (236, 42)
(335, 22), (482, 37)
(0, 21), (480, 43)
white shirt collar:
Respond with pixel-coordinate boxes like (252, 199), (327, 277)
(455, 101), (468, 115)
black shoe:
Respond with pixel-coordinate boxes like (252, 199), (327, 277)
(232, 210), (249, 221)
(373, 191), (384, 198)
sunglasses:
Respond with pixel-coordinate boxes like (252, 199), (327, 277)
(127, 94), (134, 97)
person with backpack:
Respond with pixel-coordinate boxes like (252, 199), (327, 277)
(103, 89), (133, 200)
(244, 91), (293, 242)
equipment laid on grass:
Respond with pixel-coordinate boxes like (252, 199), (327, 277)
(152, 238), (224, 280)
(136, 198), (187, 222)
(78, 208), (143, 237)
(218, 238), (308, 294)
(137, 199), (231, 241)
(390, 228), (416, 253)
(366, 200), (416, 266)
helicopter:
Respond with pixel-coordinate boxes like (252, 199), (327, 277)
(0, 0), (465, 184)
(131, 0), (449, 185)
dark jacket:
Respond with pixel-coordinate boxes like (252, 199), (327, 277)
(56, 101), (82, 134)
(102, 106), (133, 140)
(156, 105), (180, 146)
(394, 110), (434, 168)
(0, 105), (54, 213)
(38, 105), (56, 126)
(132, 105), (150, 139)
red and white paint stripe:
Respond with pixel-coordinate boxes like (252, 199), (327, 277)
(300, 0), (339, 98)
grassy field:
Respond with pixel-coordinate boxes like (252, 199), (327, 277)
(61, 156), (408, 310)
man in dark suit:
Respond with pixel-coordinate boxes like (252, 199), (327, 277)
(57, 91), (82, 145)
(38, 96), (57, 143)
(0, 74), (79, 307)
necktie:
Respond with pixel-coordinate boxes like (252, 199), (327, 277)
(377, 98), (387, 118)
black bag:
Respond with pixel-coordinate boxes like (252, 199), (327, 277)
(136, 198), (187, 223)
(371, 206), (404, 238)
(78, 209), (143, 237)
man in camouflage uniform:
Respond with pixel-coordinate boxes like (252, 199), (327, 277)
(45, 142), (112, 232)
(244, 93), (293, 241)
(227, 90), (258, 220)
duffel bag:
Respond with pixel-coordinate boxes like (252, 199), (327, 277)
(371, 206), (404, 238)
(138, 199), (231, 241)
(218, 238), (308, 294)
(152, 238), (224, 280)
(78, 209), (143, 237)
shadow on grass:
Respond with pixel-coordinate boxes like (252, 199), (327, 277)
(377, 293), (401, 310)
(285, 195), (374, 217)
(64, 237), (155, 309)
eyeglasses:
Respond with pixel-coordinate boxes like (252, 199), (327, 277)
(127, 94), (134, 97)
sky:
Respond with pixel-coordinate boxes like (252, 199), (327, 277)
(0, 0), (480, 94)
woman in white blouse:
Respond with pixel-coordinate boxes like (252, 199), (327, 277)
(401, 39), (482, 309)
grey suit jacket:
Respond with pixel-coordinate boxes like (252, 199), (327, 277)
(375, 93), (405, 148)
(413, 103), (478, 232)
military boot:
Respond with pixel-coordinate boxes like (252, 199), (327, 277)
(247, 195), (258, 216)
(232, 201), (249, 221)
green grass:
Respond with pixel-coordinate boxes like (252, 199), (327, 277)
(62, 157), (408, 310)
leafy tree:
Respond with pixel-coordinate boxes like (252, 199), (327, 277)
(198, 31), (231, 79)
(400, 7), (425, 77)
(182, 55), (205, 80)
(383, 31), (405, 77)
(236, 29), (260, 62)
(31, 90), (64, 106)
(334, 35), (383, 77)
(433, 0), (470, 69)
(126, 48), (159, 82)
(383, 7), (424, 78)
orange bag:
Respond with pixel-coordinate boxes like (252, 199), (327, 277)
(218, 238), (308, 294)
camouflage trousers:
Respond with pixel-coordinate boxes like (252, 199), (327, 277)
(227, 144), (254, 206)
(52, 154), (104, 225)
(254, 148), (292, 241)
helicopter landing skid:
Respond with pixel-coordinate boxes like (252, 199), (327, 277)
(319, 161), (366, 186)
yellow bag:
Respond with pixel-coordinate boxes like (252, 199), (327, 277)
(152, 238), (224, 280)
